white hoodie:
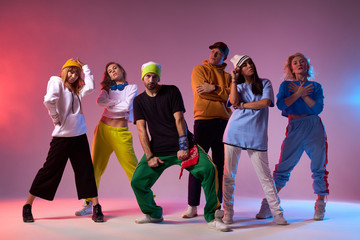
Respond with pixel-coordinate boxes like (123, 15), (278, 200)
(43, 65), (94, 137)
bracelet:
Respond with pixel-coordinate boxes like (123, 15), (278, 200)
(231, 81), (237, 84)
(146, 155), (154, 161)
(240, 102), (245, 109)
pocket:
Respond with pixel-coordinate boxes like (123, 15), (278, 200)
(60, 114), (86, 135)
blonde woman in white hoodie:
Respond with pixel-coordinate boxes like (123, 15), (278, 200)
(22, 58), (104, 223)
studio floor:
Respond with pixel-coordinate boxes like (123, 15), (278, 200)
(3, 197), (360, 240)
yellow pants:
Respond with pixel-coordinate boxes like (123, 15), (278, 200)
(85, 121), (138, 202)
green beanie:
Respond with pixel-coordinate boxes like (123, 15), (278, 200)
(141, 61), (161, 81)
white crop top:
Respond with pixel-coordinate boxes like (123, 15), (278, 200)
(96, 84), (138, 122)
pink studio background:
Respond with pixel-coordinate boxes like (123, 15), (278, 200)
(0, 0), (359, 202)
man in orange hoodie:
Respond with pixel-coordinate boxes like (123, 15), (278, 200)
(182, 42), (232, 218)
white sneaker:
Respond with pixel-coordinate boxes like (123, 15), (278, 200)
(223, 214), (233, 225)
(208, 219), (230, 232)
(272, 213), (287, 225)
(314, 199), (326, 221)
(75, 200), (92, 216)
(181, 205), (198, 218)
(208, 210), (230, 232)
(256, 198), (273, 219)
(135, 214), (163, 224)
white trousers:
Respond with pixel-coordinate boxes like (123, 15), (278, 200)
(223, 144), (283, 216)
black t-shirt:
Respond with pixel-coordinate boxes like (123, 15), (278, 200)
(133, 85), (194, 156)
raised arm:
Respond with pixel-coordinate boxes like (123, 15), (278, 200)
(80, 64), (95, 97)
(229, 68), (240, 106)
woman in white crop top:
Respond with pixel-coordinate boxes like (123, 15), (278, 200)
(75, 62), (139, 216)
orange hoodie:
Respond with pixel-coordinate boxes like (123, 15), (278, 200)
(191, 59), (232, 120)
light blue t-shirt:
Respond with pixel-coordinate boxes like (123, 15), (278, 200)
(223, 79), (274, 151)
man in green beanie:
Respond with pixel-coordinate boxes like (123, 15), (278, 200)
(130, 61), (229, 232)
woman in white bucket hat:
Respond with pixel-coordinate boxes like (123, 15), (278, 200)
(222, 55), (287, 225)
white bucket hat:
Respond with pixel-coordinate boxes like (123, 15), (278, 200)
(230, 54), (250, 68)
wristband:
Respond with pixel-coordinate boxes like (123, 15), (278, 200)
(179, 135), (189, 151)
(146, 155), (154, 161)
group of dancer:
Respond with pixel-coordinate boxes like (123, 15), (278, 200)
(22, 41), (329, 232)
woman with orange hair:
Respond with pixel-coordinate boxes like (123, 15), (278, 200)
(22, 58), (104, 223)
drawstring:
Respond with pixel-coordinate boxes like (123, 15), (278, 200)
(71, 93), (74, 113)
(71, 93), (82, 113)
(61, 92), (82, 130)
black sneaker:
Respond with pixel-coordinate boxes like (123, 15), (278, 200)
(23, 204), (34, 223)
(92, 204), (104, 222)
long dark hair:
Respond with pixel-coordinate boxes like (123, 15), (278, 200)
(100, 62), (127, 92)
(235, 58), (263, 96)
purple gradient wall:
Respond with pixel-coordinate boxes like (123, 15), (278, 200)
(1, 0), (359, 202)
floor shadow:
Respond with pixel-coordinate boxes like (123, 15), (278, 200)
(36, 215), (90, 221)
(229, 217), (315, 230)
(102, 207), (141, 219)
